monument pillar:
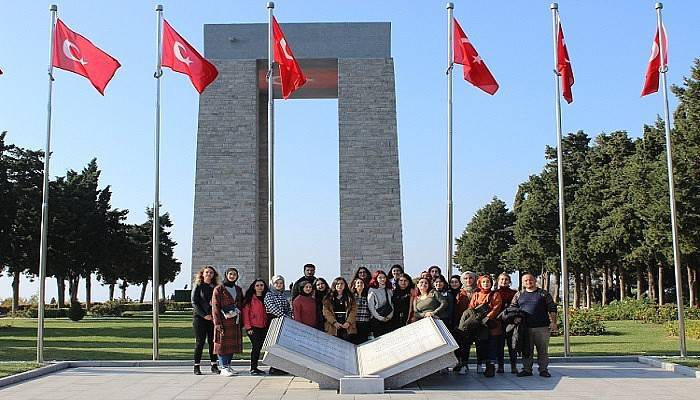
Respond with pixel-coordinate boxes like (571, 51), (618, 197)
(192, 22), (403, 286)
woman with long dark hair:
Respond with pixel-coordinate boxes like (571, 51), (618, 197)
(390, 273), (414, 330)
(412, 277), (446, 321)
(242, 279), (269, 375)
(352, 266), (372, 287)
(212, 267), (244, 377)
(191, 266), (220, 375)
(389, 264), (404, 288)
(350, 278), (370, 344)
(434, 275), (454, 329)
(368, 270), (393, 338)
(322, 277), (357, 341)
(313, 278), (330, 331)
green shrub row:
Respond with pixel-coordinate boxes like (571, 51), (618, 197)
(590, 299), (700, 323)
(89, 300), (167, 317)
(554, 308), (607, 336)
(8, 308), (70, 318)
(666, 320), (700, 340)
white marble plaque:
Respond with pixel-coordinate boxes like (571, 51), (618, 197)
(276, 317), (358, 374)
(356, 317), (447, 375)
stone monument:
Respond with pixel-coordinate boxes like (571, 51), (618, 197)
(262, 316), (459, 392)
(191, 22), (404, 285)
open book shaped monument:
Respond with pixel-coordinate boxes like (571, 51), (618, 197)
(262, 316), (459, 390)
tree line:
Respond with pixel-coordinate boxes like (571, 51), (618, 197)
(0, 134), (181, 312)
(454, 59), (700, 309)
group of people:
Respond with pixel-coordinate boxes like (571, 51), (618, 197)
(191, 263), (558, 379)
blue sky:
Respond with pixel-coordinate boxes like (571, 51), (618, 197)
(1, 1), (699, 302)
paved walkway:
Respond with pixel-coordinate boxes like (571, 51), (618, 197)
(1, 362), (698, 399)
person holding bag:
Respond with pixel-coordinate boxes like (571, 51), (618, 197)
(212, 267), (244, 377)
(468, 275), (503, 378)
(322, 277), (357, 341)
(367, 270), (394, 337)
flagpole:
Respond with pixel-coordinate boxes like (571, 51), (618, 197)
(446, 2), (454, 278)
(152, 3), (164, 360)
(550, 3), (570, 357)
(267, 2), (275, 283)
(656, 2), (687, 357)
(37, 3), (57, 365)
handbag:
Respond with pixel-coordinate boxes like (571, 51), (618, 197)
(375, 288), (393, 318)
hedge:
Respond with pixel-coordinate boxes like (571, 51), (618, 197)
(666, 320), (700, 340)
(590, 299), (700, 324)
(555, 308), (607, 336)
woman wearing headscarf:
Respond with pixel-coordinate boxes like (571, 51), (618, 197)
(212, 267), (244, 377)
(452, 271), (478, 375)
(264, 274), (291, 375)
(468, 274), (503, 378)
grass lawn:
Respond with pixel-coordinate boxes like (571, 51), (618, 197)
(0, 312), (250, 361)
(1, 315), (697, 362)
(549, 320), (700, 356)
(0, 362), (40, 378)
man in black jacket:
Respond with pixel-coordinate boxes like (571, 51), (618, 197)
(511, 273), (558, 378)
(291, 263), (316, 300)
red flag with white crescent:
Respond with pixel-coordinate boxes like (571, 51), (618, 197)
(272, 17), (307, 99)
(453, 18), (499, 95)
(557, 21), (574, 104)
(161, 20), (219, 94)
(642, 24), (668, 97)
(52, 19), (121, 95)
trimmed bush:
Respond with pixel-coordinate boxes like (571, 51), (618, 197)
(68, 302), (85, 321)
(666, 320), (700, 340)
(591, 298), (700, 324)
(164, 301), (192, 312)
(89, 300), (126, 317)
(8, 308), (70, 318)
(555, 308), (607, 336)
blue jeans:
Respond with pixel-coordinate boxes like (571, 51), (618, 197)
(218, 354), (233, 368)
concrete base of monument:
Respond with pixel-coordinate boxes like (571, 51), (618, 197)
(339, 375), (384, 394)
(261, 316), (459, 390)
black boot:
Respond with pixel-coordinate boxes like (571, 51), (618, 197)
(193, 365), (202, 375)
(510, 361), (518, 374)
(484, 363), (496, 378)
(497, 362), (504, 374)
(211, 364), (220, 374)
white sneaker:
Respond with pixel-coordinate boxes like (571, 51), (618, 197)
(227, 367), (239, 375)
(220, 367), (235, 377)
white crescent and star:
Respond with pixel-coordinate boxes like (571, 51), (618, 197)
(62, 40), (87, 65)
(279, 38), (294, 61)
(649, 41), (660, 63)
(174, 41), (193, 66)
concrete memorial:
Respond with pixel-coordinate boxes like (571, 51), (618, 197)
(191, 22), (404, 284)
(262, 316), (458, 392)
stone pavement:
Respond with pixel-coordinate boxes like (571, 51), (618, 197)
(1, 362), (698, 400)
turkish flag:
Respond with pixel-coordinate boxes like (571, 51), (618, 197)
(272, 17), (306, 99)
(453, 18), (498, 95)
(162, 20), (218, 94)
(642, 24), (668, 97)
(52, 19), (120, 95)
(557, 21), (574, 104)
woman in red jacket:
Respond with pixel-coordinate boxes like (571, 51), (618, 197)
(293, 281), (317, 328)
(242, 279), (269, 375)
(468, 275), (502, 378)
